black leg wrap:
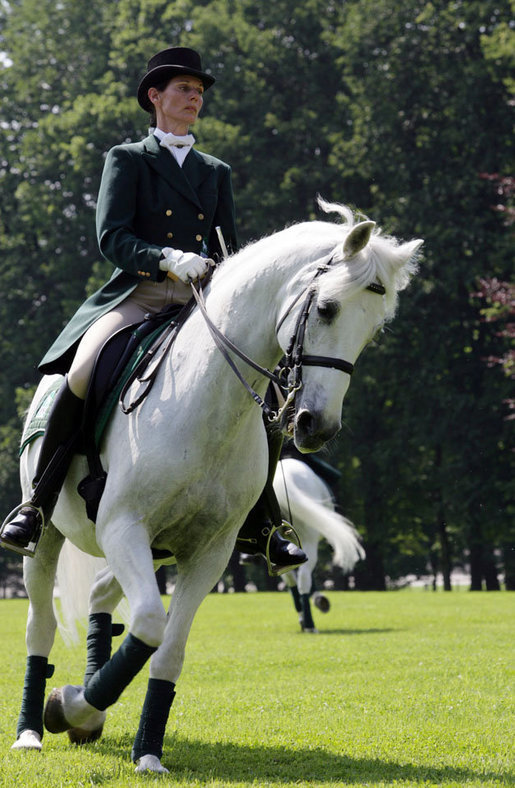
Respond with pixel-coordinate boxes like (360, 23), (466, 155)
(290, 585), (302, 613)
(300, 593), (316, 630)
(84, 633), (156, 712)
(84, 613), (124, 687)
(16, 656), (55, 738)
(131, 678), (176, 762)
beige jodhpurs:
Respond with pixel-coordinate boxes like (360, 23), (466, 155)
(67, 277), (190, 399)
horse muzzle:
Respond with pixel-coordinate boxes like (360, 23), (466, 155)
(292, 408), (341, 452)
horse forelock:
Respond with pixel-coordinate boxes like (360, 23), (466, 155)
(318, 238), (404, 318)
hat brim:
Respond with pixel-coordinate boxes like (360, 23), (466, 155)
(137, 65), (215, 111)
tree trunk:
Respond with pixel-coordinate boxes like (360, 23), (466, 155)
(434, 445), (452, 591)
(502, 542), (515, 590)
(437, 508), (452, 591)
(468, 533), (500, 591)
(354, 542), (387, 590)
(483, 550), (501, 591)
(469, 543), (484, 590)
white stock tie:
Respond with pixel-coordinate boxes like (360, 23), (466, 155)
(159, 132), (196, 151)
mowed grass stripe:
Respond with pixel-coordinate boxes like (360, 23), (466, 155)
(0, 590), (512, 787)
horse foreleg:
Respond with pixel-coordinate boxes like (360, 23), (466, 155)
(44, 522), (166, 737)
(132, 539), (234, 773)
(12, 526), (64, 750)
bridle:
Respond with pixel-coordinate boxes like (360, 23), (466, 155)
(191, 253), (386, 422)
(276, 259), (386, 411)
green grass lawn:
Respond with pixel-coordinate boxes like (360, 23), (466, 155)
(0, 590), (513, 787)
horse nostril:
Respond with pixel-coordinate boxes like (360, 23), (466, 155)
(296, 409), (315, 436)
(294, 408), (342, 452)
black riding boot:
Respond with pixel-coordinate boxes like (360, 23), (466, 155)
(235, 426), (307, 575)
(0, 376), (83, 556)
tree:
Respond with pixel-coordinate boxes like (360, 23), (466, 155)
(323, 0), (513, 589)
(0, 0), (512, 592)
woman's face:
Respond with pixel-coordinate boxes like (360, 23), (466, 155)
(148, 75), (204, 134)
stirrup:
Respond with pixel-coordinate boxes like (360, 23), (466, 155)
(0, 502), (45, 558)
(265, 521), (303, 577)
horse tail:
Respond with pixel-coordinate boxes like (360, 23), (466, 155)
(55, 542), (131, 646)
(56, 539), (111, 645)
(290, 489), (365, 572)
(274, 458), (365, 573)
(55, 541), (109, 644)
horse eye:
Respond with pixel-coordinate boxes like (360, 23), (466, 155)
(317, 299), (340, 322)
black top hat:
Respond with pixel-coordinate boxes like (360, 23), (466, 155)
(137, 47), (215, 112)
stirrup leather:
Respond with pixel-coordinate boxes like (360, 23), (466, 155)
(0, 502), (45, 558)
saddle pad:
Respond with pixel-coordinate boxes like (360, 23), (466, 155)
(19, 377), (62, 456)
(19, 318), (175, 458)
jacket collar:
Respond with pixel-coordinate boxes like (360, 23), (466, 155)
(142, 134), (213, 210)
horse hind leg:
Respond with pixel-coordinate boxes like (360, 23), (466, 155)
(68, 568), (125, 745)
(282, 570), (305, 627)
(312, 591), (331, 614)
(296, 538), (319, 633)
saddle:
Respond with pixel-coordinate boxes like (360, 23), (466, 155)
(77, 301), (191, 522)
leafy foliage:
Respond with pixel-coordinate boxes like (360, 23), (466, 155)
(0, 0), (512, 590)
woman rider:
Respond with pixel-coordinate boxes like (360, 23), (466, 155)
(0, 46), (306, 573)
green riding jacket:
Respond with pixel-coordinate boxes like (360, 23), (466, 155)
(39, 133), (238, 375)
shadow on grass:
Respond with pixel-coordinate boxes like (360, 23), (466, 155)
(305, 628), (399, 636)
(95, 735), (509, 785)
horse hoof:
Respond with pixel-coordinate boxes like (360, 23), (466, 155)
(303, 627), (319, 634)
(67, 723), (104, 745)
(44, 687), (72, 733)
(313, 593), (330, 613)
(11, 729), (42, 750)
(135, 754), (169, 773)
(44, 685), (106, 735)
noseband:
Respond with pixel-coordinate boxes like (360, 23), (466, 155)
(276, 260), (385, 410)
(191, 257), (385, 421)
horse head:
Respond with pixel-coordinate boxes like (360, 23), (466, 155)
(277, 201), (422, 452)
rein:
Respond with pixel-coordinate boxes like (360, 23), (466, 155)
(190, 283), (282, 418)
(119, 254), (386, 422)
(191, 254), (386, 422)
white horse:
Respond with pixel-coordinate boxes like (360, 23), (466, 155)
(274, 456), (364, 633)
(10, 201), (422, 773)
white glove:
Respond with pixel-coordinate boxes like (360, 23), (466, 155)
(159, 248), (210, 283)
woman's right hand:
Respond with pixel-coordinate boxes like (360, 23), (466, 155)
(159, 249), (210, 283)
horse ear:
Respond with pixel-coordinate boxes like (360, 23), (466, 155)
(343, 220), (376, 259)
(404, 239), (424, 260)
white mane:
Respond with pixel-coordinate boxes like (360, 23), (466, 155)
(215, 199), (420, 320)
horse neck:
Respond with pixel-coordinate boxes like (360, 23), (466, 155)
(204, 249), (302, 369)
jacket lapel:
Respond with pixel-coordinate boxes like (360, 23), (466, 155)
(141, 134), (213, 211)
